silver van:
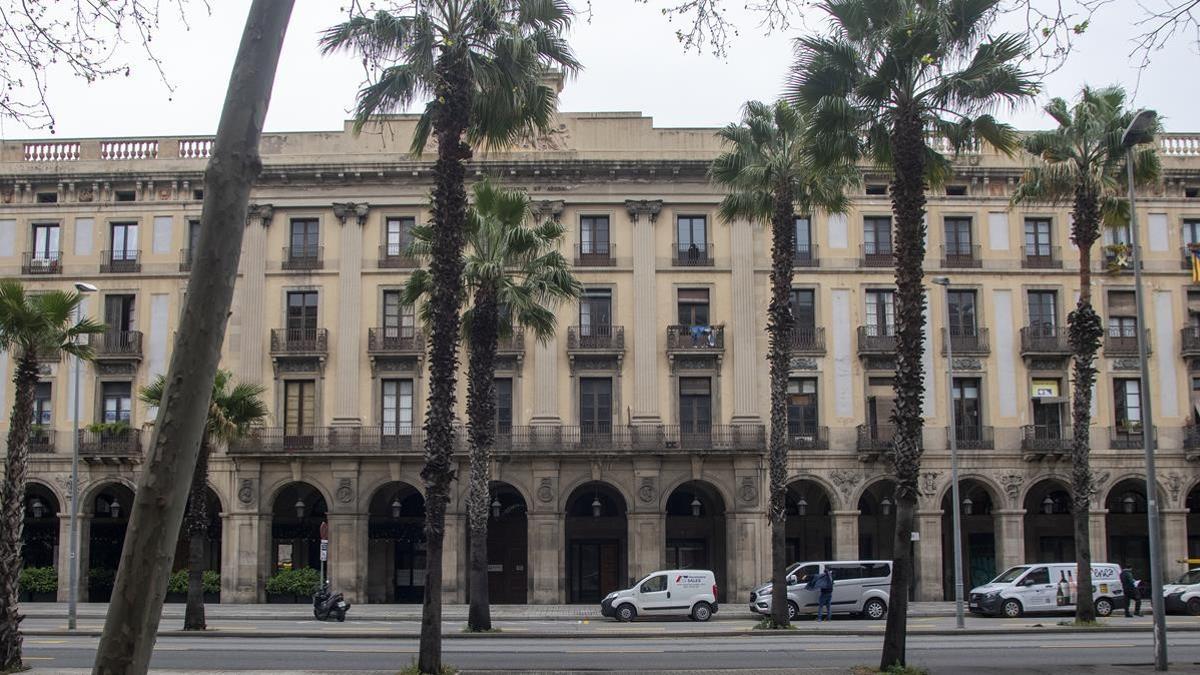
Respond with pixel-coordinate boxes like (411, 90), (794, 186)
(748, 560), (892, 620)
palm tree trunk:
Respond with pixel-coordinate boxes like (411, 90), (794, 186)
(418, 48), (472, 675)
(183, 440), (211, 631)
(466, 287), (500, 632)
(1068, 184), (1103, 623)
(766, 184), (795, 628)
(0, 353), (40, 672)
(92, 3), (293, 672)
(881, 108), (928, 670)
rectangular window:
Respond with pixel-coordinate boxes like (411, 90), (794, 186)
(186, 219), (201, 260)
(1184, 219), (1200, 247)
(33, 382), (52, 425)
(1031, 379), (1063, 439)
(678, 377), (712, 434)
(286, 291), (319, 338)
(382, 290), (415, 337)
(944, 217), (973, 255)
(677, 289), (710, 327)
(1107, 291), (1137, 337)
(580, 216), (610, 255)
(794, 217), (812, 256)
(864, 289), (895, 335)
(787, 378), (818, 438)
(946, 290), (978, 336)
(952, 377), (982, 442)
(676, 215), (707, 248)
(1028, 290), (1058, 333)
(110, 222), (138, 260)
(1113, 378), (1142, 429)
(289, 218), (319, 256)
(284, 380), (316, 436)
(494, 378), (513, 434)
(381, 379), (414, 435)
(579, 378), (612, 434)
(790, 289), (816, 331)
(1024, 218), (1052, 257)
(579, 289), (613, 336)
(385, 217), (415, 256)
(1105, 223), (1132, 245)
(101, 382), (132, 424)
(863, 217), (893, 255)
(32, 223), (60, 259)
(104, 294), (136, 333)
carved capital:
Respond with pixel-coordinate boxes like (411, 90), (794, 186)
(531, 199), (565, 222)
(624, 199), (662, 223)
(333, 201), (370, 226)
(248, 203), (274, 227)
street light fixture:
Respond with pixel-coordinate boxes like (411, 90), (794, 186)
(962, 497), (973, 516)
(797, 494), (808, 517)
(67, 280), (96, 631)
(591, 496), (602, 518)
(690, 497), (702, 518)
(30, 498), (45, 519)
(880, 496), (893, 516)
(391, 498), (402, 520)
(491, 498), (502, 519)
(1123, 493), (1137, 515)
(109, 498), (120, 520)
(1122, 108), (1167, 672)
(1043, 495), (1055, 515)
(294, 499), (305, 520)
(932, 275), (966, 630)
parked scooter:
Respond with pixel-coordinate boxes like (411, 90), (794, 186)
(313, 581), (350, 622)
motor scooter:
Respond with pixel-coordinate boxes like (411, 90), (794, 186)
(313, 581), (350, 622)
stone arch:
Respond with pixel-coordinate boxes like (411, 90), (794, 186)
(359, 473), (424, 514)
(1104, 476), (1165, 582)
(662, 480), (728, 598)
(171, 485), (224, 580)
(857, 478), (898, 560)
(787, 473), (844, 511)
(563, 480), (628, 603)
(84, 481), (135, 602)
(483, 480), (529, 604)
(785, 478), (835, 563)
(365, 480), (425, 604)
(850, 474), (897, 510)
(934, 473), (1004, 510)
(80, 477), (137, 513)
(1023, 477), (1074, 564)
(262, 475), (334, 517)
(558, 475), (633, 515)
(940, 477), (1002, 600)
(269, 481), (329, 575)
(1017, 474), (1070, 511)
(657, 474), (735, 515)
(22, 481), (61, 571)
(1101, 473), (1168, 506)
(25, 478), (64, 512)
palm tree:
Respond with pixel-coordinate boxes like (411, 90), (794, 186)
(320, 4), (578, 668)
(709, 99), (855, 628)
(139, 370), (267, 631)
(789, 0), (1037, 666)
(0, 281), (104, 672)
(403, 179), (580, 631)
(1011, 85), (1159, 623)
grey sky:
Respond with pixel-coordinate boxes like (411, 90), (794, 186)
(4, 1), (1198, 140)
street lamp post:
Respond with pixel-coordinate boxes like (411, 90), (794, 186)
(67, 281), (97, 632)
(1122, 108), (1167, 671)
(932, 276), (965, 630)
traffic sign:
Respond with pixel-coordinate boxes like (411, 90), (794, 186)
(320, 539), (328, 562)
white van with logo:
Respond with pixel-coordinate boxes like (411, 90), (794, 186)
(600, 569), (719, 622)
(969, 562), (1123, 618)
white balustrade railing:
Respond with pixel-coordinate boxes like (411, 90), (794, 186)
(1158, 134), (1200, 157)
(23, 142), (80, 162)
(178, 138), (213, 159)
(100, 139), (159, 160)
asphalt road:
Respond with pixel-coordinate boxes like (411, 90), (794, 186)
(20, 631), (1200, 673)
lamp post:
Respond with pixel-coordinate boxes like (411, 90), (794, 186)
(67, 281), (96, 632)
(1122, 108), (1167, 671)
(932, 275), (965, 630)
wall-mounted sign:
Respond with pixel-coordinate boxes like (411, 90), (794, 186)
(1032, 380), (1059, 398)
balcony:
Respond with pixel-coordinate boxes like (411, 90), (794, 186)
(787, 426), (828, 450)
(673, 242), (714, 267)
(1021, 246), (1062, 269)
(282, 246), (323, 271)
(1104, 330), (1149, 357)
(793, 245), (819, 268)
(100, 250), (140, 274)
(179, 248), (194, 272)
(378, 244), (419, 269)
(663, 424), (765, 452)
(575, 244), (616, 267)
(77, 428), (142, 462)
(949, 425), (994, 450)
(1020, 424), (1073, 461)
(22, 252), (62, 275)
(856, 424), (895, 461)
(567, 325), (625, 352)
(368, 327), (424, 355)
(1184, 425), (1200, 462)
(1182, 245), (1198, 271)
(1019, 326), (1071, 357)
(490, 424), (765, 456)
(1110, 425), (1152, 450)
(497, 331), (525, 355)
(666, 325), (725, 353)
(941, 245), (981, 269)
(942, 327), (990, 356)
(857, 325), (896, 355)
(229, 426), (426, 456)
(29, 430), (55, 454)
(860, 244), (893, 268)
(89, 331), (143, 359)
(270, 328), (329, 356)
(1182, 327), (1200, 358)
(789, 326), (826, 355)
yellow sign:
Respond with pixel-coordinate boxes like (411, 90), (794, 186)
(1032, 380), (1059, 398)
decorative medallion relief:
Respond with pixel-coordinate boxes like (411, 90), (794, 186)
(919, 472), (941, 498)
(998, 473), (1024, 506)
(829, 469), (861, 500)
(237, 479), (255, 506)
(739, 476), (759, 505)
(1111, 358), (1141, 371)
(336, 478), (354, 504)
(951, 358), (982, 371)
(638, 477), (656, 504)
(537, 477), (554, 504)
(789, 357), (819, 371)
(862, 356), (897, 371)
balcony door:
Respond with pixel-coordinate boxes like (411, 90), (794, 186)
(494, 378), (513, 435)
(381, 379), (414, 438)
(787, 378), (818, 438)
(103, 295), (135, 352)
(110, 222), (138, 261)
(865, 290), (895, 336)
(579, 289), (612, 339)
(385, 217), (415, 256)
(32, 223), (60, 260)
(944, 218), (973, 256)
(947, 290), (978, 337)
(1024, 219), (1052, 257)
(382, 290), (415, 339)
(579, 378), (612, 439)
(286, 291), (319, 341)
(677, 216), (707, 251)
(864, 217), (892, 255)
(101, 382), (132, 424)
(952, 378), (982, 442)
(794, 217), (812, 258)
(677, 289), (710, 327)
(284, 380), (316, 446)
(678, 377), (712, 436)
(290, 218), (319, 257)
(1031, 381), (1063, 439)
(1113, 379), (1142, 432)
(580, 215), (610, 256)
(1028, 290), (1058, 334)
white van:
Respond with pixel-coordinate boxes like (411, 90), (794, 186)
(600, 569), (719, 622)
(969, 562), (1123, 618)
(748, 560), (892, 620)
(1163, 568), (1200, 615)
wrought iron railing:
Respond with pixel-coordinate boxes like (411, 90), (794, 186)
(22, 251), (62, 275)
(567, 325), (625, 350)
(100, 250), (140, 273)
(282, 246), (323, 271)
(942, 327), (990, 355)
(1019, 326), (1070, 355)
(789, 327), (825, 354)
(666, 325), (725, 350)
(368, 327), (424, 354)
(672, 242), (714, 266)
(1021, 246), (1062, 269)
(860, 244), (893, 267)
(89, 331), (142, 357)
(270, 328), (328, 354)
(575, 243), (616, 266)
(857, 325), (896, 353)
(1104, 330), (1149, 356)
(77, 428), (142, 459)
(941, 245), (981, 269)
(793, 244), (819, 268)
(378, 244), (419, 269)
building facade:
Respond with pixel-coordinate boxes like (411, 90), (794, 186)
(3, 111), (1200, 607)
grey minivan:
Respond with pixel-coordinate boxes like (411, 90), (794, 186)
(748, 560), (892, 620)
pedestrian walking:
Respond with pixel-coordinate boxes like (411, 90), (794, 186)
(1120, 567), (1142, 617)
(812, 569), (834, 622)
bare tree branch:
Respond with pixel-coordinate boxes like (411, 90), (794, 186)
(0, 0), (208, 132)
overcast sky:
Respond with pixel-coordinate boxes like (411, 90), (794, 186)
(4, 1), (1198, 140)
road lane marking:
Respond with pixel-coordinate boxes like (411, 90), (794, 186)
(1038, 643), (1136, 649)
(29, 640), (65, 644)
(565, 648), (663, 653)
(23, 657), (55, 661)
(806, 646), (874, 651)
(325, 647), (415, 653)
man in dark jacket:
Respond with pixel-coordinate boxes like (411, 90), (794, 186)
(813, 569), (834, 622)
(1120, 568), (1142, 617)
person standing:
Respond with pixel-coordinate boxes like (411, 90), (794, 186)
(1120, 567), (1142, 617)
(815, 569), (834, 622)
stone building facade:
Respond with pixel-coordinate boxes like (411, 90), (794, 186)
(3, 111), (1200, 606)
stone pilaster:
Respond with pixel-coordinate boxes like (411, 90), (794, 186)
(915, 509), (943, 601)
(221, 512), (265, 603)
(442, 512), (465, 602)
(832, 510), (859, 561)
(627, 199), (662, 424)
(332, 205), (366, 425)
(530, 336), (560, 425)
(326, 513), (363, 603)
(238, 204), (272, 385)
(627, 512), (664, 585)
(1162, 509), (1190, 579)
(727, 512), (765, 601)
(994, 509), (1025, 572)
(729, 218), (759, 423)
(56, 514), (84, 602)
(1088, 510), (1108, 563)
(527, 513), (562, 603)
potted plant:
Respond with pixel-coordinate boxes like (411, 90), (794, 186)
(18, 566), (58, 602)
(203, 570), (221, 604)
(165, 570), (189, 603)
(88, 568), (117, 602)
(265, 567), (320, 603)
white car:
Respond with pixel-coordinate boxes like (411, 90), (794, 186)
(969, 562), (1123, 618)
(1163, 568), (1200, 615)
(748, 560), (892, 620)
(600, 569), (719, 622)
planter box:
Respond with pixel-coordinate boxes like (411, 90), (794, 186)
(205, 591), (220, 604)
(19, 590), (57, 603)
(165, 592), (186, 604)
(266, 593), (305, 604)
(166, 592), (220, 604)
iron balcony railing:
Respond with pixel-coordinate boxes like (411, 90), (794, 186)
(1104, 329), (1150, 356)
(949, 425), (994, 450)
(860, 244), (893, 268)
(857, 325), (897, 354)
(789, 327), (826, 354)
(29, 430), (55, 454)
(367, 327), (424, 354)
(786, 425), (828, 450)
(666, 325), (725, 351)
(941, 245), (982, 269)
(673, 242), (714, 266)
(179, 248), (194, 272)
(575, 243), (616, 266)
(942, 327), (990, 355)
(89, 330), (143, 357)
(100, 250), (140, 273)
(282, 245), (323, 271)
(857, 424), (895, 453)
(1184, 425), (1200, 460)
(378, 244), (419, 269)
(793, 244), (819, 268)
(22, 251), (62, 275)
(1020, 424), (1074, 456)
(1021, 246), (1062, 269)
(1181, 327), (1200, 357)
(567, 325), (625, 351)
(77, 428), (142, 459)
(1183, 245), (1199, 270)
(496, 331), (525, 354)
(1110, 425), (1155, 450)
(1019, 325), (1071, 355)
(270, 328), (328, 354)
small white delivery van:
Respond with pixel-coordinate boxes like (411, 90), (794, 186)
(600, 569), (719, 622)
(969, 562), (1123, 618)
(1163, 568), (1200, 615)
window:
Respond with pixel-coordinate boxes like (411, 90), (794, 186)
(864, 289), (895, 335)
(36, 192), (58, 204)
(865, 184), (887, 196)
(286, 291), (319, 338)
(115, 190), (136, 202)
(945, 185), (967, 196)
(952, 378), (982, 442)
(1023, 567), (1050, 586)
(1113, 379), (1142, 429)
(32, 223), (60, 259)
(793, 564), (820, 584)
(1107, 291), (1137, 342)
(1105, 223), (1132, 245)
(193, 189), (204, 201)
(1031, 379), (1063, 439)
(794, 217), (813, 257)
(284, 380), (316, 436)
(787, 378), (819, 438)
(382, 290), (415, 338)
(33, 382), (52, 425)
(944, 217), (973, 255)
(289, 218), (319, 257)
(110, 222), (138, 260)
(1028, 291), (1058, 333)
(1185, 220), (1200, 248)
(946, 290), (978, 336)
(1024, 218), (1053, 257)
(101, 382), (132, 424)
(579, 289), (612, 336)
(381, 379), (414, 435)
(385, 217), (415, 256)
(187, 219), (201, 254)
(677, 289), (710, 327)
(676, 215), (707, 248)
(678, 377), (712, 434)
(579, 378), (612, 434)
(790, 289), (816, 332)
(494, 378), (513, 434)
(641, 574), (667, 593)
(580, 216), (610, 255)
(104, 294), (136, 333)
(863, 217), (893, 255)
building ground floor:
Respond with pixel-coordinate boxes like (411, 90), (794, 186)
(18, 451), (1200, 606)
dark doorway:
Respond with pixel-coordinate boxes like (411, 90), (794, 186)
(271, 483), (327, 574)
(564, 482), (627, 603)
(367, 482), (426, 603)
(22, 483), (60, 569)
(87, 483), (134, 601)
(1105, 479), (1160, 583)
(486, 482), (528, 604)
(1024, 480), (1074, 563)
(664, 481), (727, 600)
(785, 480), (834, 564)
(941, 480), (998, 600)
